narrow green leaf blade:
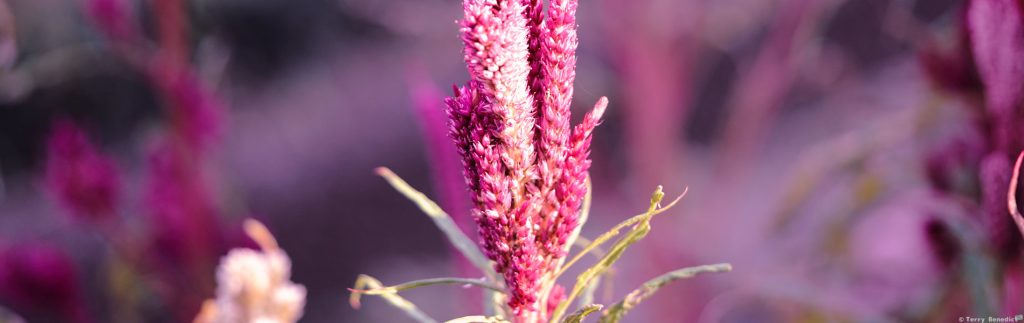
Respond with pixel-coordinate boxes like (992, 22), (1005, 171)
(563, 304), (603, 323)
(349, 275), (437, 323)
(556, 187), (686, 279)
(598, 263), (733, 323)
(443, 315), (510, 323)
(349, 277), (505, 296)
(577, 268), (604, 308)
(562, 178), (593, 259)
(376, 167), (497, 280)
(550, 186), (680, 322)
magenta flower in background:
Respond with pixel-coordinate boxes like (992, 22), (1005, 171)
(917, 1), (1024, 317)
(918, 28), (982, 97)
(446, 0), (606, 320)
(143, 139), (224, 321)
(920, 0), (1024, 263)
(44, 119), (120, 222)
(966, 0), (1024, 117)
(978, 153), (1021, 258)
(0, 244), (91, 323)
(942, 0), (1024, 259)
(967, 0), (1024, 152)
(147, 64), (224, 154)
(85, 0), (137, 44)
(144, 140), (220, 268)
(86, 0), (223, 154)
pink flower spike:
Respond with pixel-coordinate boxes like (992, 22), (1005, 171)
(446, 1), (603, 320)
(534, 0), (579, 243)
(44, 119), (121, 222)
(550, 97), (606, 254)
(461, 0), (538, 188)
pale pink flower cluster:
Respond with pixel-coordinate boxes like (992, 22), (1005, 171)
(445, 0), (606, 320)
(195, 220), (306, 323)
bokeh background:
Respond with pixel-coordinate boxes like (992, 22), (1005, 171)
(3, 0), (1019, 322)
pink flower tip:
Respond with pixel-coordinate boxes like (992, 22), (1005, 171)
(591, 96), (608, 120)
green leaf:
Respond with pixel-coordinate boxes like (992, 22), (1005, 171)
(577, 266), (607, 308)
(349, 277), (505, 296)
(549, 186), (684, 322)
(349, 275), (437, 323)
(376, 168), (506, 316)
(571, 236), (612, 308)
(598, 263), (733, 323)
(443, 316), (510, 323)
(555, 187), (686, 279)
(562, 178), (593, 259)
(483, 287), (508, 318)
(375, 167), (497, 281)
(564, 234), (611, 310)
(572, 236), (607, 260)
(562, 304), (603, 323)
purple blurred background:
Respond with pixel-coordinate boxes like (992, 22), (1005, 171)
(4, 0), (1021, 322)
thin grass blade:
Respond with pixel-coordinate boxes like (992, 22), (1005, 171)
(349, 277), (504, 296)
(443, 316), (510, 323)
(376, 167), (497, 280)
(562, 178), (592, 258)
(562, 304), (603, 323)
(349, 274), (437, 323)
(556, 187), (686, 279)
(550, 186), (676, 322)
(598, 263), (732, 323)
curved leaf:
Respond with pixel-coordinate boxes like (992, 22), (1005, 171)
(376, 167), (497, 281)
(444, 315), (510, 323)
(550, 186), (683, 322)
(556, 187), (686, 279)
(349, 277), (505, 296)
(349, 274), (436, 323)
(563, 304), (603, 323)
(598, 263), (732, 323)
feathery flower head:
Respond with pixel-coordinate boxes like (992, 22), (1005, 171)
(44, 119), (120, 222)
(195, 219), (306, 323)
(447, 0), (605, 320)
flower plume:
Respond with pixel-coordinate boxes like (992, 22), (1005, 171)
(447, 0), (605, 320)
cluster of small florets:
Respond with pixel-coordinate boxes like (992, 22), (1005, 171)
(445, 0), (606, 320)
(195, 220), (306, 323)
